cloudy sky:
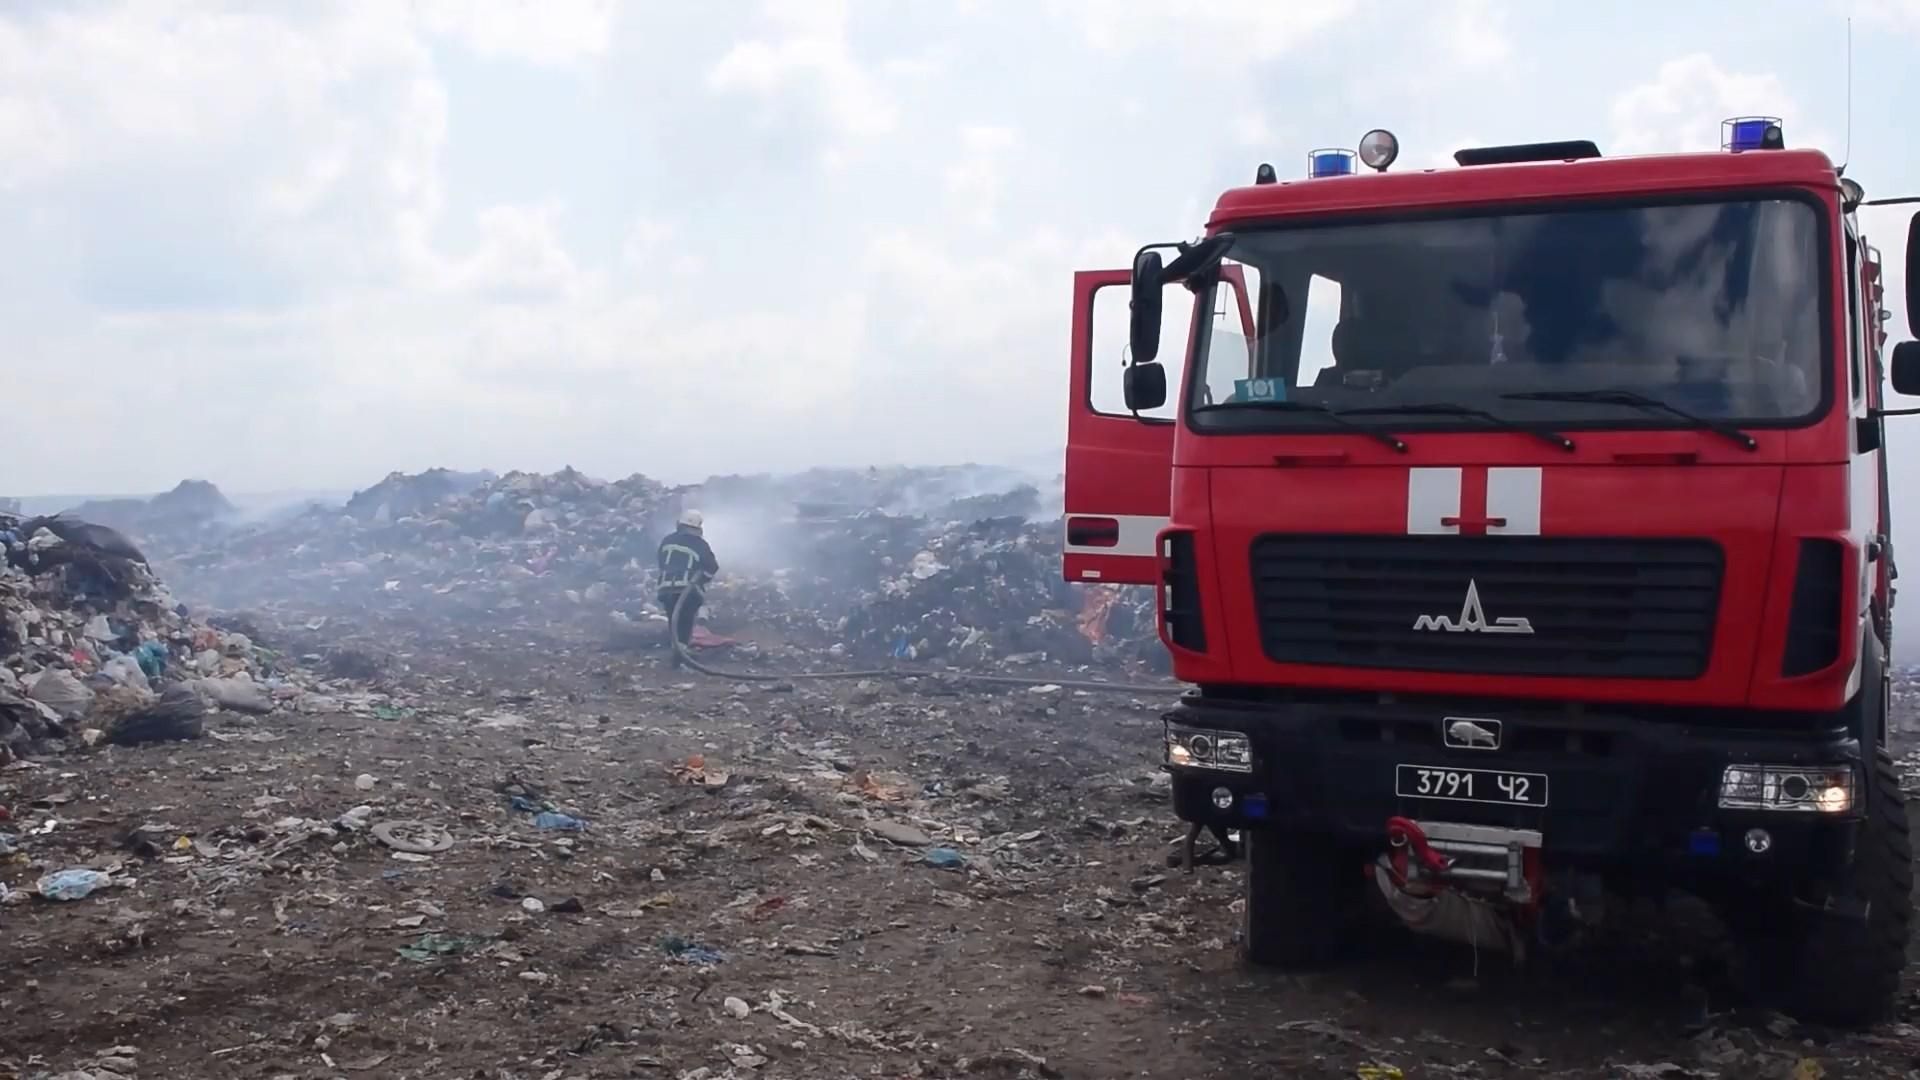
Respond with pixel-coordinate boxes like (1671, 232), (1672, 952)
(3, 0), (1918, 496)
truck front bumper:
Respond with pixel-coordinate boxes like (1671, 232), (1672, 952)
(1164, 693), (1870, 886)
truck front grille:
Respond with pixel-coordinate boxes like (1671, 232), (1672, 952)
(1249, 535), (1724, 680)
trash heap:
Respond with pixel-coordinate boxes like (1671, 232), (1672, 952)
(60, 478), (239, 553)
(148, 465), (1162, 673)
(0, 512), (294, 759)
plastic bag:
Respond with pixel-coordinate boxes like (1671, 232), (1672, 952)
(99, 654), (150, 690)
(197, 676), (273, 715)
(135, 641), (169, 679)
(27, 669), (94, 721)
(37, 868), (111, 901)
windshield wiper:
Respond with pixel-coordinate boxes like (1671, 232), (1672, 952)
(1191, 400), (1408, 452)
(1498, 389), (1758, 451)
(1335, 402), (1575, 452)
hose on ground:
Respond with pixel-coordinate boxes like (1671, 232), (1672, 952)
(665, 584), (1180, 696)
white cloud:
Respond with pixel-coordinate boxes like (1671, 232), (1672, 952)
(1609, 54), (1803, 157)
(0, 4), (424, 193)
(1436, 0), (1513, 69)
(707, 0), (899, 142)
(1853, 0), (1920, 32)
(410, 0), (617, 66)
(1051, 0), (1358, 65)
(944, 125), (1019, 228)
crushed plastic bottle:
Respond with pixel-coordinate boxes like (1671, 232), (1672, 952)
(37, 868), (112, 901)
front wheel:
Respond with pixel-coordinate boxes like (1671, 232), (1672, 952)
(1731, 748), (1914, 1027)
(1242, 828), (1364, 968)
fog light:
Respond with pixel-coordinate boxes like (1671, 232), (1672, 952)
(1211, 786), (1234, 810)
(1719, 764), (1855, 813)
(1745, 828), (1773, 854)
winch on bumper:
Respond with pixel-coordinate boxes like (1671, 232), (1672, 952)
(1162, 693), (1872, 887)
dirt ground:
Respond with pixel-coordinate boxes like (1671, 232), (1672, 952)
(5, 628), (1920, 1080)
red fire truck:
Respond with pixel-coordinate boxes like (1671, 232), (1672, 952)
(1063, 121), (1920, 1024)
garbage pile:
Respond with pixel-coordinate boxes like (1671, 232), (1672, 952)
(0, 511), (300, 759)
(150, 465), (1161, 673)
(59, 478), (238, 553)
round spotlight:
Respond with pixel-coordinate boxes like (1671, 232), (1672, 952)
(1211, 786), (1235, 810)
(1781, 774), (1810, 801)
(1744, 828), (1773, 855)
(1358, 129), (1400, 172)
(1187, 735), (1213, 758)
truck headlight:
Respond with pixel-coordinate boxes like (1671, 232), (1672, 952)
(1165, 725), (1252, 773)
(1718, 764), (1855, 813)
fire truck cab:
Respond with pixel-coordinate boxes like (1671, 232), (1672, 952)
(1063, 121), (1920, 1025)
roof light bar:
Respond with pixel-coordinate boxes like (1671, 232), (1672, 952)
(1308, 149), (1357, 178)
(1722, 116), (1784, 151)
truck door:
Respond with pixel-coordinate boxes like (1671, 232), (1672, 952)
(1063, 264), (1252, 584)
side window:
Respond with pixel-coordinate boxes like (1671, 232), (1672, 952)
(1195, 262), (1261, 407)
(1297, 275), (1343, 390)
(1089, 280), (1197, 421)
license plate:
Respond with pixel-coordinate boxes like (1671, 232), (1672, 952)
(1396, 764), (1548, 807)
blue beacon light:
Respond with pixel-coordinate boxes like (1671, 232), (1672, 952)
(1721, 116), (1784, 151)
(1308, 149), (1357, 178)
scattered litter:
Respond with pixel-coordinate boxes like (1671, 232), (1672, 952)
(674, 753), (732, 788)
(532, 811), (586, 831)
(869, 819), (932, 847)
(923, 847), (967, 870)
(371, 820), (454, 854)
(36, 868), (113, 901)
(396, 934), (484, 963)
(659, 934), (726, 965)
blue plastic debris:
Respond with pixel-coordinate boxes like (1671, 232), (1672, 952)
(922, 847), (967, 870)
(660, 934), (726, 965)
(532, 811), (586, 831)
(135, 641), (169, 679)
(37, 868), (112, 901)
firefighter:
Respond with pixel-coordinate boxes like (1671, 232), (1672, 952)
(656, 510), (719, 667)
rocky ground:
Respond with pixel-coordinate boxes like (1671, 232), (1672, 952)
(6, 612), (1920, 1080)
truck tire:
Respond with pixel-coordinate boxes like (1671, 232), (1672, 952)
(1733, 747), (1913, 1027)
(1242, 828), (1363, 968)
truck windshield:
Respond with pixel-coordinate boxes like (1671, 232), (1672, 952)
(1186, 197), (1826, 432)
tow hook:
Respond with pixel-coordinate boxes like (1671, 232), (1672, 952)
(1386, 816), (1453, 878)
(1372, 818), (1549, 962)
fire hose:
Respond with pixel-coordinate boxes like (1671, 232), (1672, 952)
(664, 583), (1181, 696)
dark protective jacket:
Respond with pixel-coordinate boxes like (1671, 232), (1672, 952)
(656, 528), (719, 589)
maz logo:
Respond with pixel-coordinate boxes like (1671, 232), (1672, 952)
(1412, 579), (1534, 635)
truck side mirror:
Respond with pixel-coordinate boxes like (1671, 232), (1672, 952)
(1129, 250), (1164, 364)
(1124, 362), (1168, 412)
(1891, 340), (1920, 397)
(1907, 210), (1919, 339)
